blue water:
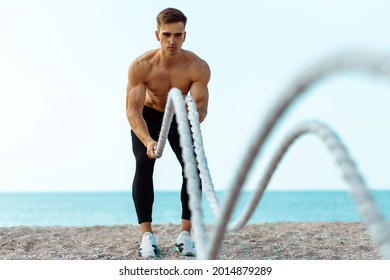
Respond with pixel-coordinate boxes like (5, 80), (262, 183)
(0, 191), (389, 227)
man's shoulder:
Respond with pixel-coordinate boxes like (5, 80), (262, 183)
(129, 49), (159, 75)
(133, 49), (159, 65)
(182, 49), (206, 62)
(182, 50), (209, 70)
(181, 51), (210, 82)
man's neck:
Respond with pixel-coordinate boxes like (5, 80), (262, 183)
(158, 49), (182, 68)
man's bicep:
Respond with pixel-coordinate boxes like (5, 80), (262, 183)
(127, 83), (146, 110)
(190, 61), (210, 103)
(126, 63), (146, 112)
(126, 88), (146, 134)
(190, 81), (209, 105)
(190, 80), (209, 123)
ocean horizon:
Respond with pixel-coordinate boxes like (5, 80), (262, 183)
(0, 190), (389, 227)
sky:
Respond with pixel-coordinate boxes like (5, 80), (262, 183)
(1, 0), (390, 193)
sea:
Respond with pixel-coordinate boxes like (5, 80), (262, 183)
(0, 190), (389, 227)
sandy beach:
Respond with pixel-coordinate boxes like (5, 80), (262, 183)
(0, 222), (383, 260)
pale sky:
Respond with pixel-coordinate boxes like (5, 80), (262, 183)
(1, 0), (390, 192)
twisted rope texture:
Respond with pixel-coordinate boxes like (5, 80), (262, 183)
(154, 50), (390, 260)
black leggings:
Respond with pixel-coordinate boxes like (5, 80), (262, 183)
(131, 106), (200, 224)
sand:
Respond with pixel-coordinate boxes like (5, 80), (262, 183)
(0, 222), (383, 260)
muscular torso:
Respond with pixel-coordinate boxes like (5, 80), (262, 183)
(127, 46), (209, 154)
(138, 49), (201, 112)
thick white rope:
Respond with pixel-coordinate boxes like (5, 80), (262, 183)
(154, 50), (390, 260)
(154, 99), (174, 159)
(226, 121), (390, 263)
(153, 89), (208, 258)
(207, 50), (390, 259)
(174, 97), (390, 255)
(186, 106), (390, 259)
(185, 95), (221, 218)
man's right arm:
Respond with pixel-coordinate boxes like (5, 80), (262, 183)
(126, 61), (157, 159)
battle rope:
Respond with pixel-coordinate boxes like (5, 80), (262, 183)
(154, 50), (390, 260)
(154, 90), (208, 256)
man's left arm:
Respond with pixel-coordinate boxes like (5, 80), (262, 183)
(190, 61), (211, 123)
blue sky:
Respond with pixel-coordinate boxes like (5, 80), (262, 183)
(1, 0), (390, 192)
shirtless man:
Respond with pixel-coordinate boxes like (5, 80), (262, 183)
(126, 8), (210, 258)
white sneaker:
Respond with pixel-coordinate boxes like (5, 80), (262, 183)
(173, 231), (196, 257)
(138, 232), (159, 258)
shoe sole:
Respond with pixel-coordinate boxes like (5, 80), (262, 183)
(138, 245), (160, 258)
(173, 244), (196, 257)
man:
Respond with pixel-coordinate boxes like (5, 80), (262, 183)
(126, 7), (210, 258)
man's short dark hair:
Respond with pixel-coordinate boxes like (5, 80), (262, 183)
(157, 8), (187, 30)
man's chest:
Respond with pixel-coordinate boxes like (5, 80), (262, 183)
(145, 67), (192, 95)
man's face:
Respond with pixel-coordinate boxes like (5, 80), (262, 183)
(155, 22), (186, 56)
